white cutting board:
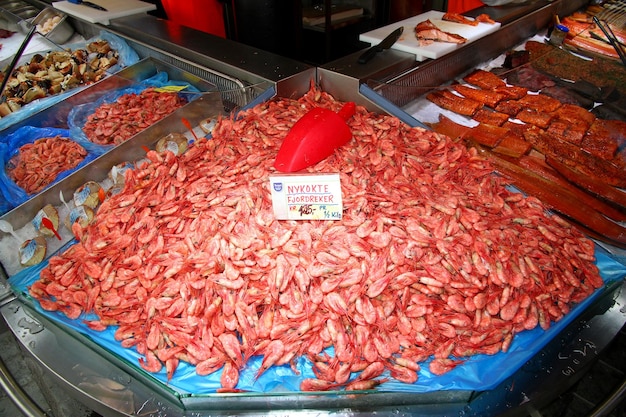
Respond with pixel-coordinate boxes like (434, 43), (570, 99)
(359, 10), (500, 62)
(52, 0), (156, 25)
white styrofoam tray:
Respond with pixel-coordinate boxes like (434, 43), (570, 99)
(359, 10), (501, 62)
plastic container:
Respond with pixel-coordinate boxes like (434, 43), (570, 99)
(549, 24), (569, 46)
(32, 7), (74, 44)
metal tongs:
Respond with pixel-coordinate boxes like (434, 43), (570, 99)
(592, 16), (626, 67)
(0, 15), (36, 102)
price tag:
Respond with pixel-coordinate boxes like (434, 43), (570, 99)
(153, 85), (189, 93)
(270, 173), (343, 220)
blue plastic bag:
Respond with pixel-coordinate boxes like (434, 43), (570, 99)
(0, 126), (107, 214)
(68, 72), (201, 148)
(88, 30), (140, 75)
(0, 31), (140, 133)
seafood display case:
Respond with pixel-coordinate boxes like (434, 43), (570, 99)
(0, 0), (626, 416)
(353, 0), (626, 413)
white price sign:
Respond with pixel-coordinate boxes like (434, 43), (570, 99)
(270, 173), (343, 220)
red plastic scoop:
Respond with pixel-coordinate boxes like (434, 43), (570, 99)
(274, 102), (356, 172)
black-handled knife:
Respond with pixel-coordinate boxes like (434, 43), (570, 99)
(358, 26), (404, 64)
(68, 0), (108, 12)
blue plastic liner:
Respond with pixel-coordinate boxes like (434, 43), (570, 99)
(7, 245), (626, 395)
(0, 126), (107, 215)
(0, 31), (140, 133)
(67, 72), (202, 148)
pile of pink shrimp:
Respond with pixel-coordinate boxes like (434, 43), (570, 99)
(29, 87), (603, 392)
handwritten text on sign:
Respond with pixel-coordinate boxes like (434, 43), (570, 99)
(270, 173), (343, 220)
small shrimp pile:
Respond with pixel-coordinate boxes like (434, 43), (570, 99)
(29, 88), (604, 392)
(83, 88), (187, 145)
(7, 136), (87, 194)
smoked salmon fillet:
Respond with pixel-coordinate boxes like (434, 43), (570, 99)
(415, 19), (467, 46)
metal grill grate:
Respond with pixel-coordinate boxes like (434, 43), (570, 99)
(124, 39), (261, 113)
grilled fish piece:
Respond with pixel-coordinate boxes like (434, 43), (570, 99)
(524, 126), (626, 188)
(426, 89), (481, 116)
(414, 19), (467, 46)
(453, 84), (506, 108)
(463, 69), (506, 90)
(442, 12), (478, 26)
(472, 108), (510, 126)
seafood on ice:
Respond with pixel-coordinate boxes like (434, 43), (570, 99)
(28, 87), (605, 392)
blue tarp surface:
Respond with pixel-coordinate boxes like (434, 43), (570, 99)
(8, 244), (626, 395)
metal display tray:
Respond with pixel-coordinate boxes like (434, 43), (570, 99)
(0, 50), (272, 415)
(0, 57), (233, 231)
